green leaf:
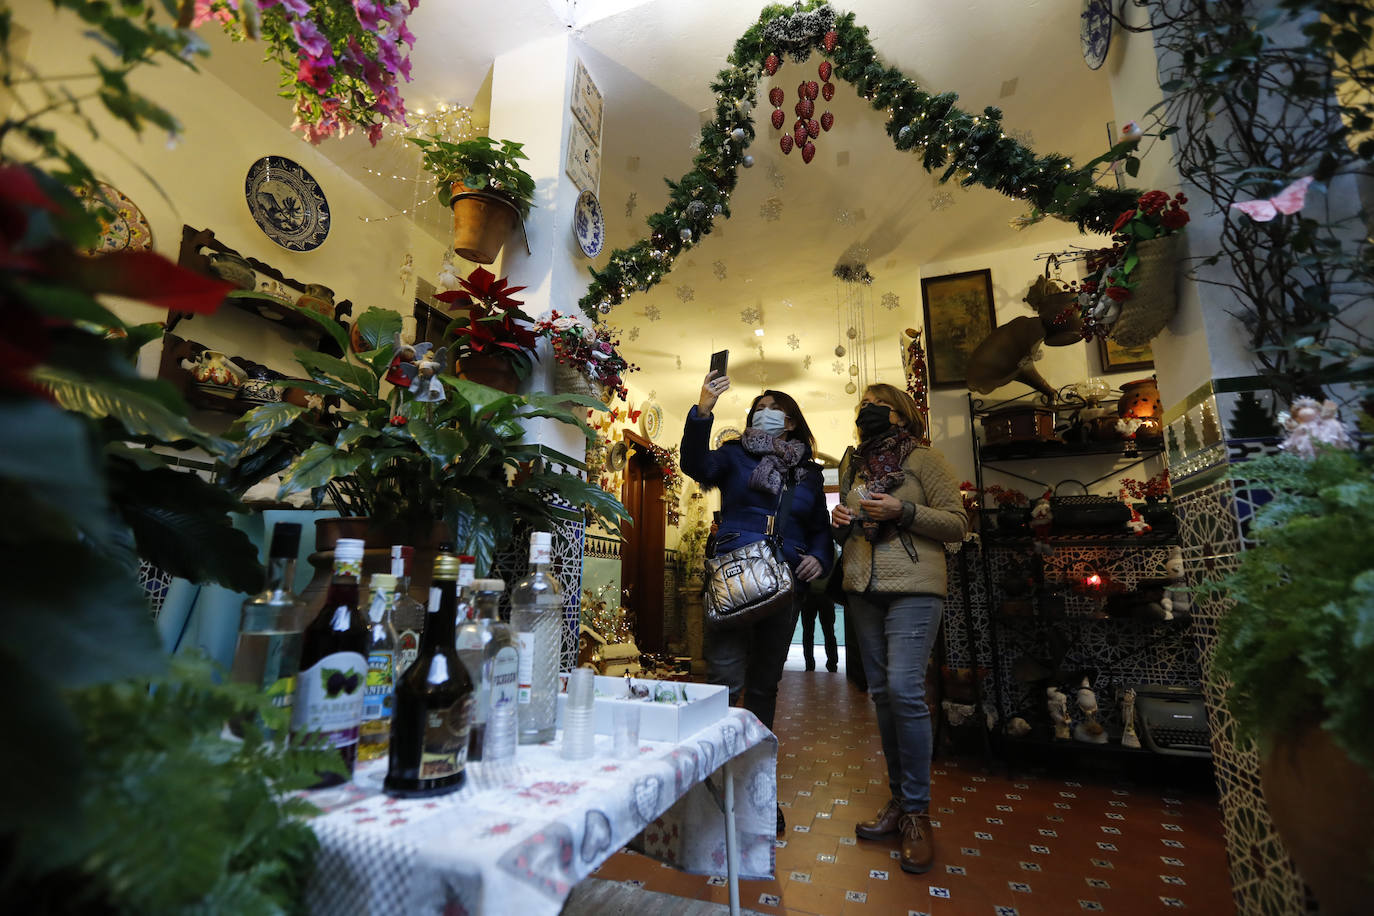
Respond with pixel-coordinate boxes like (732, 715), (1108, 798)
(0, 400), (114, 546)
(1124, 156), (1140, 177)
(13, 279), (125, 327)
(288, 304), (350, 355)
(35, 365), (224, 452)
(355, 307), (402, 351)
(278, 443), (366, 496)
(295, 350), (379, 399)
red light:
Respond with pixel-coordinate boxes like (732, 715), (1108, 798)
(1085, 574), (1102, 588)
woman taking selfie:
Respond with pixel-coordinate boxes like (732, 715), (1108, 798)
(681, 369), (831, 833)
(831, 383), (966, 874)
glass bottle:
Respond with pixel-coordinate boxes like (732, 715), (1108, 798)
(384, 553), (474, 798)
(229, 522), (304, 735)
(390, 545), (426, 676)
(466, 578), (519, 761)
(511, 531), (562, 744)
(291, 537), (370, 788)
(357, 572), (398, 762)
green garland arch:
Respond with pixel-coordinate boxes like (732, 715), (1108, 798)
(577, 1), (1139, 318)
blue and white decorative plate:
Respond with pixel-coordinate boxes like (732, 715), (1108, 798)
(573, 189), (605, 258)
(640, 401), (663, 441)
(1081, 0), (1113, 70)
(244, 156), (330, 251)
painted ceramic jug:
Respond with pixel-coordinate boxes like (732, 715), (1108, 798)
(187, 350), (246, 389)
(296, 283), (335, 317)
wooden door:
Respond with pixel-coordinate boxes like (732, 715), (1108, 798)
(620, 430), (666, 653)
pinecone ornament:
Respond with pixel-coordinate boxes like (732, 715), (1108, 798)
(805, 81), (819, 100)
(794, 98), (814, 120)
(818, 60), (832, 81)
(820, 111), (834, 132)
(824, 30), (838, 52)
(792, 120), (808, 147)
(770, 108), (785, 130)
(801, 141), (816, 163)
(780, 134), (794, 154)
(807, 118), (820, 139)
(765, 53), (780, 75)
(822, 82), (835, 101)
(768, 86), (784, 107)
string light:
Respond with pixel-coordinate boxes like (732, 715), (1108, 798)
(359, 102), (478, 224)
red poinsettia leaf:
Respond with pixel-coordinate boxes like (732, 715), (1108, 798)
(0, 165), (63, 214)
(64, 250), (233, 314)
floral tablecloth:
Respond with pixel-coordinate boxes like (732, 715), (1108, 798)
(303, 707), (778, 915)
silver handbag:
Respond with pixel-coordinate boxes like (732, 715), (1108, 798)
(701, 485), (796, 630)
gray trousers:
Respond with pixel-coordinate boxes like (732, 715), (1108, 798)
(704, 590), (800, 731)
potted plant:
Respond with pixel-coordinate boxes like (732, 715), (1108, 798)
(438, 267), (539, 393)
(411, 134), (536, 264)
(1211, 430), (1374, 913)
(983, 485), (1030, 533)
(533, 310), (636, 403)
(219, 304), (627, 587)
(1118, 469), (1174, 535)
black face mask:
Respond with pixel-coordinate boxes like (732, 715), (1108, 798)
(856, 402), (893, 439)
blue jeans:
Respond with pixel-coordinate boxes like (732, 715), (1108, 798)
(847, 593), (943, 813)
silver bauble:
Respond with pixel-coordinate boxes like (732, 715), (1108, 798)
(846, 326), (858, 339)
(731, 127), (746, 143)
(742, 155), (755, 168)
(845, 381), (857, 394)
(834, 345), (846, 357)
(680, 227), (693, 241)
(848, 364), (859, 377)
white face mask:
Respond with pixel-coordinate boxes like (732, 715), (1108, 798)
(751, 406), (788, 436)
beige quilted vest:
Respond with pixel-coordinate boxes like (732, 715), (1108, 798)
(838, 445), (968, 596)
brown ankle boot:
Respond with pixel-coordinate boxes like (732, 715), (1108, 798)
(898, 812), (934, 874)
(855, 798), (901, 840)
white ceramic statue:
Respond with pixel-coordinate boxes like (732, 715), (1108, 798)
(1121, 687), (1141, 748)
(1072, 676), (1108, 744)
(1047, 686), (1071, 740)
(1159, 546), (1193, 623)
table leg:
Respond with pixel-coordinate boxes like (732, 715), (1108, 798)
(723, 758), (741, 916)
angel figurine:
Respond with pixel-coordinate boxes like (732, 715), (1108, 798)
(1121, 687), (1141, 748)
(399, 343), (448, 403)
(1047, 686), (1071, 740)
(1072, 676), (1108, 744)
(385, 332), (423, 388)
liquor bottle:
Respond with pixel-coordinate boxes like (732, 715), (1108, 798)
(357, 573), (398, 762)
(454, 557), (483, 714)
(384, 554), (474, 797)
(467, 578), (519, 761)
(228, 522), (304, 734)
(390, 545), (426, 676)
(511, 531), (562, 744)
(291, 537), (370, 787)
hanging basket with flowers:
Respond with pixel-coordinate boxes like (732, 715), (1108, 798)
(1079, 190), (1190, 348)
(533, 310), (637, 403)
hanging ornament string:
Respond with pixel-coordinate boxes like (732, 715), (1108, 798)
(359, 104), (478, 224)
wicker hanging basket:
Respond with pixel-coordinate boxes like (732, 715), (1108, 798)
(553, 362), (608, 403)
(1109, 235), (1179, 348)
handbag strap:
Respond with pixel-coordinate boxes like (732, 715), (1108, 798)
(767, 481), (797, 549)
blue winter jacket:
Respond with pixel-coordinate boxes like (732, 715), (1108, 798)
(680, 406), (833, 576)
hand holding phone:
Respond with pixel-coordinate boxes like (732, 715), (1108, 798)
(709, 349), (729, 378)
(699, 366), (731, 417)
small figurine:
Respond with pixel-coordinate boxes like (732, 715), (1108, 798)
(1125, 503), (1152, 536)
(386, 332), (423, 388)
(436, 250), (461, 291)
(393, 340), (447, 403)
(1006, 716), (1031, 738)
(1278, 396), (1355, 458)
(1121, 687), (1141, 748)
(1158, 546), (1193, 623)
(1047, 686), (1071, 740)
(1072, 676), (1108, 744)
(1030, 491), (1054, 552)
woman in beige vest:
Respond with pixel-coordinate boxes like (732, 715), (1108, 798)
(831, 383), (966, 875)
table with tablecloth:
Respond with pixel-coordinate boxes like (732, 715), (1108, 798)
(302, 706), (778, 915)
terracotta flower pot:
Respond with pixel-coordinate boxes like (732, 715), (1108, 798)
(450, 189), (520, 264)
(1261, 727), (1374, 915)
(456, 352), (520, 393)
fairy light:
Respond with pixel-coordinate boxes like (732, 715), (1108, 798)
(359, 101), (478, 224)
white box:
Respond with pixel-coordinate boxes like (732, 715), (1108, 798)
(555, 675), (729, 743)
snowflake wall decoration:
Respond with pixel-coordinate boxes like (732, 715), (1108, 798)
(625, 192), (637, 218)
(676, 284), (695, 303)
(832, 359), (843, 374)
(759, 197), (784, 222)
(929, 191), (954, 212)
(675, 355), (682, 369)
(627, 326), (641, 341)
(740, 305), (762, 324)
(1009, 127), (1035, 146)
(712, 260), (727, 281)
(644, 304), (662, 322)
(835, 209), (855, 226)
(768, 164), (785, 189)
(802, 355), (812, 369)
(786, 334), (800, 350)
(881, 292), (901, 311)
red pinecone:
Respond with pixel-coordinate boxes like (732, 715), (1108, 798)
(780, 134), (794, 154)
(765, 54), (780, 75)
(801, 141), (816, 163)
(769, 86), (784, 107)
(824, 30), (838, 52)
(818, 60), (832, 81)
(822, 82), (835, 101)
(771, 109), (785, 130)
(820, 111), (834, 132)
(807, 118), (820, 138)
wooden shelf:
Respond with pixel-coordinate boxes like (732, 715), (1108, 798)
(979, 439), (1165, 462)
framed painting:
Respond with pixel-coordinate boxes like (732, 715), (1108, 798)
(920, 269), (997, 387)
(1097, 335), (1155, 372)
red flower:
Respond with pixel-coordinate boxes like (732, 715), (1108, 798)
(1111, 209), (1136, 232)
(391, 415), (408, 426)
(1160, 207), (1190, 230)
(1138, 190), (1170, 215)
(1105, 285), (1132, 302)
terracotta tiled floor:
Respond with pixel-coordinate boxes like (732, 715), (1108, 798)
(594, 664), (1235, 915)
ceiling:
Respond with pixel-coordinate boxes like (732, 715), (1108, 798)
(198, 0), (1118, 459)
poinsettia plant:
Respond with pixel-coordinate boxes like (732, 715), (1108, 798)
(1079, 190), (1190, 339)
(438, 267), (539, 380)
(193, 0), (416, 144)
(532, 310), (636, 401)
(1118, 469), (1171, 501)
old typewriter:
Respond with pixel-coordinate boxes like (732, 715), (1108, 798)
(1131, 684), (1212, 758)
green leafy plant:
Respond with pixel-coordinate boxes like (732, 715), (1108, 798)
(1212, 447), (1374, 773)
(410, 134), (537, 218)
(219, 305), (628, 574)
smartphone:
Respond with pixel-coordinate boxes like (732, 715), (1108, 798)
(709, 349), (729, 378)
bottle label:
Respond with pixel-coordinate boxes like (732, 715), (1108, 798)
(361, 651), (395, 721)
(368, 588), (395, 623)
(456, 627), (483, 652)
(529, 544), (552, 565)
(458, 566), (475, 588)
(266, 675), (295, 711)
(397, 631), (419, 674)
(516, 631), (536, 703)
(291, 651), (367, 748)
(334, 555), (362, 579)
(490, 647), (519, 721)
(428, 587), (441, 612)
(420, 697), (472, 779)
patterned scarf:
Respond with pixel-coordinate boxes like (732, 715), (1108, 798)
(740, 428), (807, 496)
(854, 427), (919, 541)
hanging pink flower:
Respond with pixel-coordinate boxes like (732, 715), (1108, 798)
(296, 59), (334, 93)
(353, 0), (383, 31)
(374, 33), (403, 75)
(291, 18), (332, 60)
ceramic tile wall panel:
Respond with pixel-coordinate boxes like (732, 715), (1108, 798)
(139, 559), (173, 619)
(493, 515), (586, 673)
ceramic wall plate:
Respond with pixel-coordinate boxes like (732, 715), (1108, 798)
(1080, 0), (1112, 70)
(640, 401), (663, 441)
(75, 183), (153, 254)
(713, 427), (742, 449)
(573, 189), (605, 258)
(245, 156), (330, 251)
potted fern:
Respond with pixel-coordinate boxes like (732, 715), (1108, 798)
(1211, 425), (1374, 913)
(411, 134), (536, 264)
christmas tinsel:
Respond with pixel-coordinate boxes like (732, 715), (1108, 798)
(577, 1), (1139, 318)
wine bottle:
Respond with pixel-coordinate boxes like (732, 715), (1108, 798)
(357, 573), (398, 762)
(390, 545), (426, 676)
(228, 522), (304, 735)
(384, 554), (474, 797)
(291, 537), (370, 787)
(511, 531), (562, 744)
(465, 577), (519, 761)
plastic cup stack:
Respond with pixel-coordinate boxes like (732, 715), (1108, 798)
(561, 668), (597, 760)
(612, 703), (641, 760)
(484, 702), (518, 763)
